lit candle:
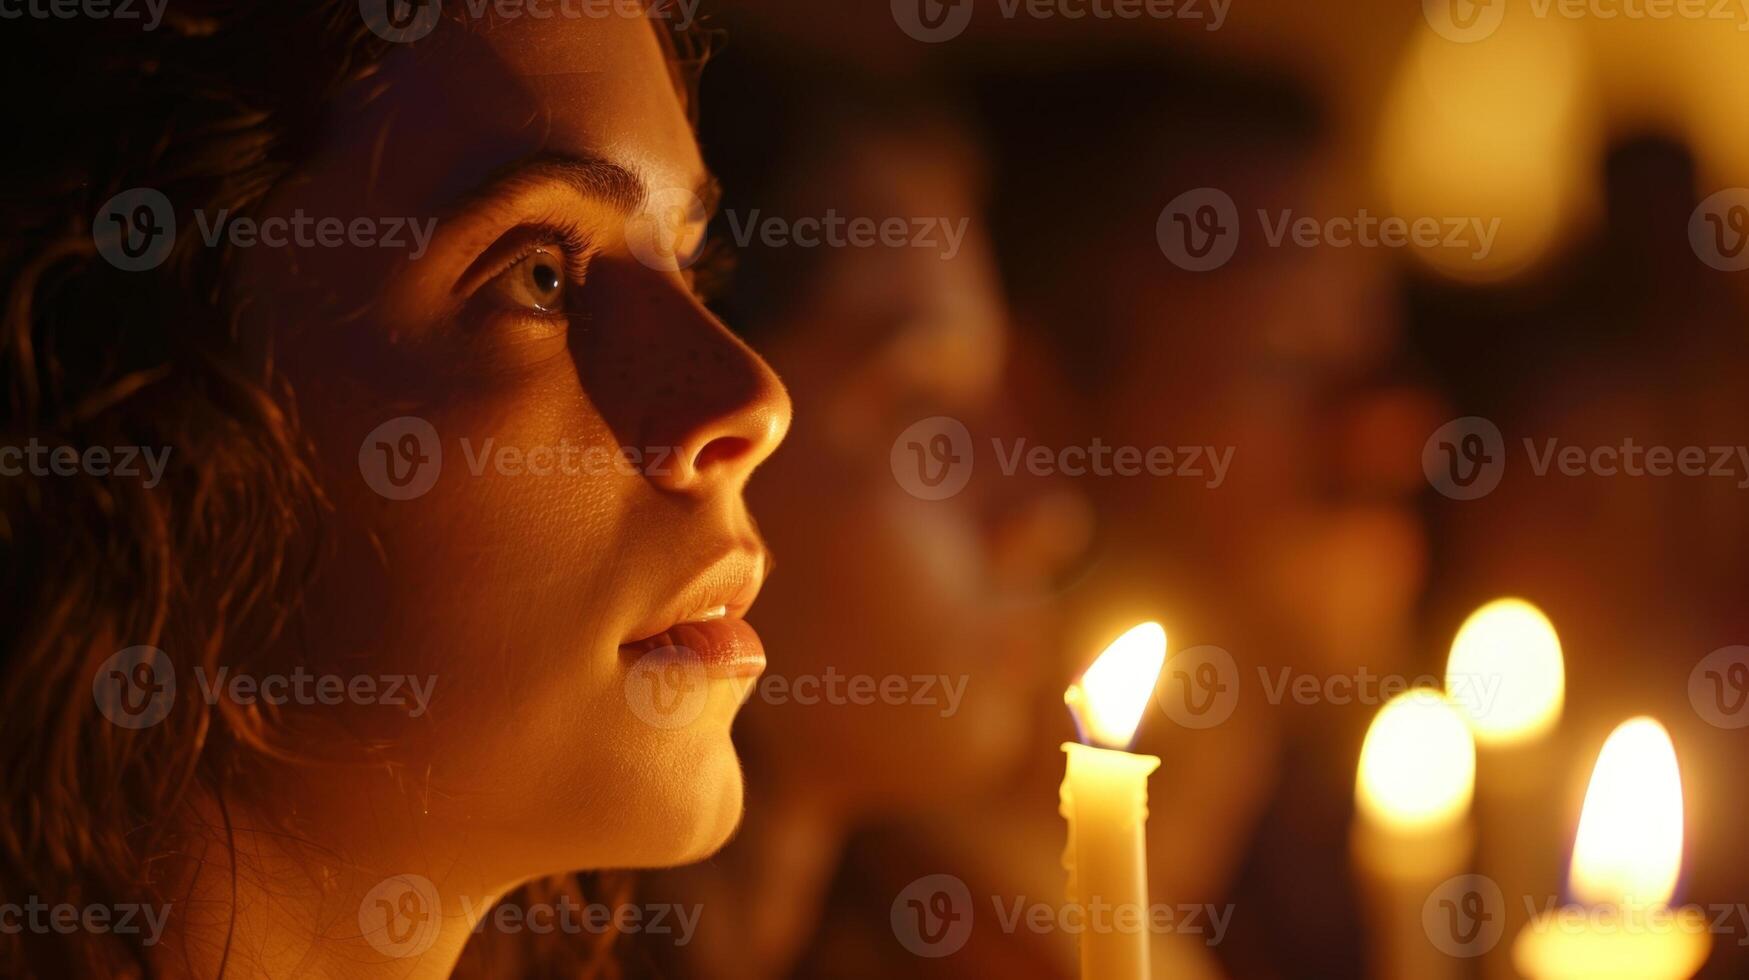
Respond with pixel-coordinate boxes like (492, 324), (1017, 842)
(1060, 621), (1167, 980)
(1512, 717), (1712, 980)
(1445, 598), (1566, 980)
(1352, 688), (1477, 980)
(1447, 599), (1565, 747)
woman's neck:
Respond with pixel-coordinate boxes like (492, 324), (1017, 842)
(150, 785), (510, 980)
(656, 782), (849, 980)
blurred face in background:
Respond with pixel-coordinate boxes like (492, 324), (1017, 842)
(735, 120), (1080, 809)
(1057, 151), (1437, 673)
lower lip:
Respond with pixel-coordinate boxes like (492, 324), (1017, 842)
(621, 618), (767, 679)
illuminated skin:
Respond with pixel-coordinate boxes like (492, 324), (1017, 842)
(158, 14), (789, 979)
(648, 121), (1078, 980)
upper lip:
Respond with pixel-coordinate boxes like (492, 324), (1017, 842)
(621, 546), (769, 646)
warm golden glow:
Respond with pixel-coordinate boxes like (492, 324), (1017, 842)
(1512, 905), (1712, 980)
(1355, 689), (1476, 833)
(1374, 14), (1598, 282)
(1446, 598), (1565, 746)
(1569, 717), (1685, 907)
(1066, 622), (1167, 749)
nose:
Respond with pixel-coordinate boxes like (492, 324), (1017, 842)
(646, 322), (792, 493)
(581, 260), (791, 495)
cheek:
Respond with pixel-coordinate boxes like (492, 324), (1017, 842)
(289, 348), (640, 739)
(286, 344), (759, 863)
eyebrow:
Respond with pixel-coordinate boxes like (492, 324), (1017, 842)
(460, 152), (722, 221)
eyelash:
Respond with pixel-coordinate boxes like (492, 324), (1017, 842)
(474, 218), (732, 320)
(502, 221), (597, 295)
(521, 225), (598, 278)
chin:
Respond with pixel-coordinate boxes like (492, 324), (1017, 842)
(499, 687), (753, 873)
(647, 736), (747, 867)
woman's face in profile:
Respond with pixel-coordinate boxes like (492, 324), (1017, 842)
(232, 13), (789, 878)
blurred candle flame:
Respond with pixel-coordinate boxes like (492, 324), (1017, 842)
(1374, 12), (1598, 282)
(1446, 598), (1565, 747)
(1066, 622), (1167, 750)
(1356, 689), (1476, 833)
(1569, 717), (1685, 907)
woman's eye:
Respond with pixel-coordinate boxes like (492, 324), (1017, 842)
(490, 248), (570, 313)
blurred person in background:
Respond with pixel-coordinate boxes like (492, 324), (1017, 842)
(639, 48), (1091, 979)
(1415, 136), (1749, 980)
(977, 55), (1445, 978)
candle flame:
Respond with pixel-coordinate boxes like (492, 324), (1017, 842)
(1374, 14), (1595, 282)
(1446, 598), (1565, 746)
(1355, 689), (1476, 833)
(1065, 622), (1166, 749)
(1569, 717), (1685, 907)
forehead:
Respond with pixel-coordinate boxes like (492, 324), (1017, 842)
(308, 12), (703, 215)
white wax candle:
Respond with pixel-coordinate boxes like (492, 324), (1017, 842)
(1060, 742), (1161, 980)
(1445, 597), (1567, 980)
(1059, 622), (1168, 980)
(1352, 689), (1477, 980)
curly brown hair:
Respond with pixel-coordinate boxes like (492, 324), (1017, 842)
(0, 3), (704, 976)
